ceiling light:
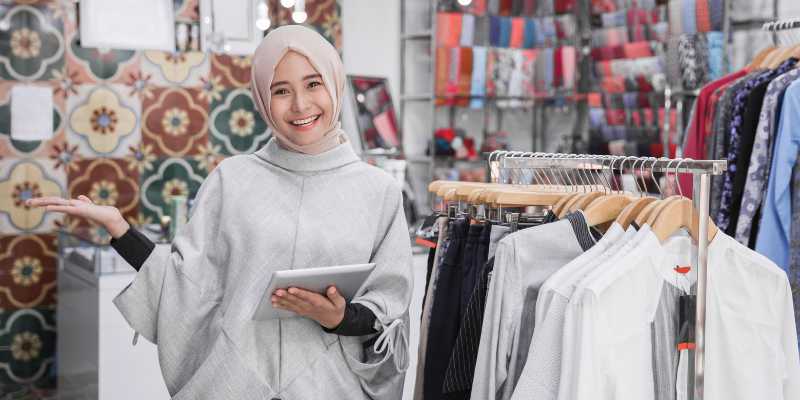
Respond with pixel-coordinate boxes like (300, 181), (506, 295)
(280, 0), (295, 7)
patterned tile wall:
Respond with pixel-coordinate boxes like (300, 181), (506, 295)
(0, 0), (341, 395)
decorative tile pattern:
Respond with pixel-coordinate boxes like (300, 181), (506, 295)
(0, 3), (65, 81)
(141, 50), (209, 87)
(140, 157), (206, 221)
(0, 2), (341, 392)
(67, 158), (139, 242)
(269, 0), (342, 50)
(65, 83), (141, 157)
(0, 159), (66, 234)
(0, 308), (56, 385)
(209, 88), (270, 155)
(0, 81), (64, 159)
(210, 54), (252, 88)
(64, 21), (140, 84)
(0, 234), (57, 310)
(141, 87), (208, 157)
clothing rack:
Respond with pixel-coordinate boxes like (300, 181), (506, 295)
(486, 151), (727, 400)
(762, 18), (800, 46)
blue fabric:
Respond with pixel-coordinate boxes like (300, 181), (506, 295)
(470, 47), (488, 108)
(709, 0), (724, 31)
(489, 16), (501, 47)
(682, 0), (697, 35)
(523, 18), (536, 49)
(756, 79), (800, 270)
(499, 17), (512, 48)
(707, 31), (725, 80)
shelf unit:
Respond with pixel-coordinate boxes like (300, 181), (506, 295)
(399, 0), (592, 213)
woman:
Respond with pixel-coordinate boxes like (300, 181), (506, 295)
(28, 25), (413, 400)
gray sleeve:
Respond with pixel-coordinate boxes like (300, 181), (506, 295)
(112, 166), (228, 395)
(341, 184), (414, 400)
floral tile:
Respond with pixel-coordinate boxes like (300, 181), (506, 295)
(0, 308), (56, 386)
(174, 0), (199, 23)
(141, 87), (208, 157)
(140, 157), (206, 221)
(0, 234), (57, 310)
(67, 158), (139, 243)
(210, 54), (252, 89)
(65, 83), (141, 158)
(209, 88), (270, 156)
(0, 3), (65, 81)
(270, 0), (342, 49)
(0, 158), (66, 235)
(63, 20), (141, 85)
(141, 50), (209, 88)
(0, 81), (64, 159)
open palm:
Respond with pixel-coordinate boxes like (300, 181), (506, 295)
(26, 195), (130, 238)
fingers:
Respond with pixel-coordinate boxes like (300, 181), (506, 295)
(77, 195), (93, 204)
(326, 286), (346, 309)
(43, 205), (84, 216)
(271, 288), (313, 314)
(25, 196), (70, 208)
(289, 287), (330, 308)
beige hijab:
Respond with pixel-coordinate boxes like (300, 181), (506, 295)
(251, 25), (347, 155)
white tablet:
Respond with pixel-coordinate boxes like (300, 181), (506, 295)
(252, 263), (376, 320)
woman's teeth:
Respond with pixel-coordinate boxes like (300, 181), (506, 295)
(290, 115), (319, 126)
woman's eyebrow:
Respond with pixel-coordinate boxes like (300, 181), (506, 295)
(269, 74), (322, 89)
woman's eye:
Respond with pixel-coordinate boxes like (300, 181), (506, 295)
(273, 88), (289, 96)
(308, 81), (323, 89)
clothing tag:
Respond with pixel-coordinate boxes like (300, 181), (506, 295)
(415, 214), (439, 244)
(677, 294), (696, 349)
(674, 265), (691, 274)
(415, 237), (438, 249)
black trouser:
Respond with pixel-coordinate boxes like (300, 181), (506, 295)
(424, 218), (469, 400)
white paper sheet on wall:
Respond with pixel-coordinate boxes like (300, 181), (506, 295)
(11, 84), (53, 141)
(80, 0), (175, 51)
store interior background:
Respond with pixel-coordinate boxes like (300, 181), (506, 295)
(2, 0), (800, 399)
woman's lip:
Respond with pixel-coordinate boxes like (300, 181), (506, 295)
(288, 114), (321, 132)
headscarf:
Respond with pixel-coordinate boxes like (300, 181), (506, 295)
(251, 25), (347, 155)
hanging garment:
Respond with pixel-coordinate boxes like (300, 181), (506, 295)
(510, 18), (525, 48)
(757, 78), (800, 270)
(470, 212), (597, 400)
(461, 14), (476, 47)
(510, 223), (633, 400)
(737, 69), (800, 246)
(719, 59), (798, 234)
(414, 217), (450, 400)
(423, 219), (470, 400)
(114, 138), (413, 399)
(471, 47), (489, 109)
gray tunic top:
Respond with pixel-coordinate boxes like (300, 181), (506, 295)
(113, 138), (414, 400)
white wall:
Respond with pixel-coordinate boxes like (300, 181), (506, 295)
(340, 0), (403, 153)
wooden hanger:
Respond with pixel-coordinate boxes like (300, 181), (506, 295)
(583, 194), (634, 227)
(558, 192), (604, 218)
(614, 197), (656, 229)
(650, 198), (718, 243)
(552, 192), (580, 216)
(493, 191), (565, 207)
(749, 46), (776, 70)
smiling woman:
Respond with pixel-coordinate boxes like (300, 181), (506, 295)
(25, 25), (413, 400)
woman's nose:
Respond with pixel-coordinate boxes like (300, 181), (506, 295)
(291, 92), (310, 112)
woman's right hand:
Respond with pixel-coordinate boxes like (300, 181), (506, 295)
(26, 195), (130, 238)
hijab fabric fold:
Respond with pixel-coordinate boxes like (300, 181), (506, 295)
(251, 25), (347, 155)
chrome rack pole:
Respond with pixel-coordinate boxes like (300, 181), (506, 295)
(694, 172), (712, 400)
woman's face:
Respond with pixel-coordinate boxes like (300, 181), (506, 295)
(269, 51), (333, 146)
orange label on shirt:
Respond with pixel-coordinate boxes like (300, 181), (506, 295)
(415, 237), (437, 249)
(677, 342), (696, 351)
(674, 265), (691, 274)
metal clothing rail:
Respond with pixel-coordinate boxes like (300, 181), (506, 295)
(486, 151), (727, 400)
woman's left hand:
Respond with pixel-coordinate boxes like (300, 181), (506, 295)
(272, 286), (346, 329)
